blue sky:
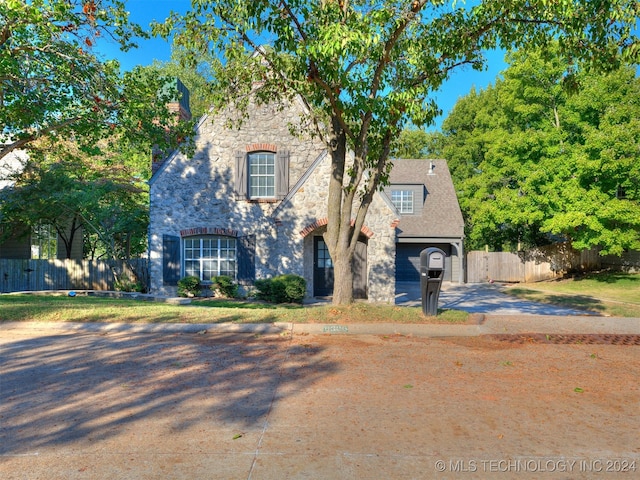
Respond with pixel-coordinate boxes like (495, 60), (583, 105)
(96, 0), (508, 131)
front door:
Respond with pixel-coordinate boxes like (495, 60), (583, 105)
(352, 240), (367, 299)
(313, 237), (333, 296)
(313, 236), (368, 299)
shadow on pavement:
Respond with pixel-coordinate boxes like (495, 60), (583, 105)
(0, 330), (338, 455)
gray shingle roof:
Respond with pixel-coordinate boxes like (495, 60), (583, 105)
(387, 159), (464, 239)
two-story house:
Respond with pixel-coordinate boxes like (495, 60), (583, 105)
(148, 96), (464, 302)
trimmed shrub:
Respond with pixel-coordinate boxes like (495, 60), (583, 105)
(255, 274), (306, 304)
(114, 276), (144, 293)
(177, 275), (201, 297)
(212, 275), (239, 298)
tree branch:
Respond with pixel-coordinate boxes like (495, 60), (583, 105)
(0, 114), (90, 162)
(278, 0), (307, 43)
(357, 0), (429, 151)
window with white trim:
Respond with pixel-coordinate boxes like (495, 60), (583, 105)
(248, 152), (275, 198)
(391, 190), (414, 214)
(31, 224), (57, 259)
(184, 236), (237, 281)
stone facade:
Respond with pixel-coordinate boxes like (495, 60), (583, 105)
(148, 97), (398, 301)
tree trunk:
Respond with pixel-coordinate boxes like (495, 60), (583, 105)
(331, 249), (354, 305)
(57, 215), (79, 259)
(325, 115), (357, 305)
(322, 115), (392, 305)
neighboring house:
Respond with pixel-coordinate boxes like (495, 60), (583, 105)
(0, 148), (82, 260)
(1, 78), (188, 263)
(148, 96), (464, 302)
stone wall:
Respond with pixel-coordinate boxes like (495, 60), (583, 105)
(278, 152), (397, 302)
(148, 96), (397, 302)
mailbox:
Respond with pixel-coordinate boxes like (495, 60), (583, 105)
(420, 247), (446, 316)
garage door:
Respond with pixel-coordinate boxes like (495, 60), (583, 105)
(395, 244), (452, 282)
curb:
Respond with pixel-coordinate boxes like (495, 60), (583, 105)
(0, 321), (292, 335)
(0, 321), (481, 337)
(291, 322), (481, 337)
(1, 316), (638, 337)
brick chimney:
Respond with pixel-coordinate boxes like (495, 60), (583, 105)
(152, 78), (192, 175)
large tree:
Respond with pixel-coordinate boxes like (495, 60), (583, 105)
(0, 138), (150, 283)
(0, 0), (193, 161)
(391, 128), (443, 159)
(155, 0), (638, 304)
(441, 48), (640, 254)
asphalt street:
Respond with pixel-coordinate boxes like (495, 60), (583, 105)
(1, 284), (639, 479)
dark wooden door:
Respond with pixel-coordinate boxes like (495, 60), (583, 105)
(352, 240), (367, 299)
(313, 237), (333, 296)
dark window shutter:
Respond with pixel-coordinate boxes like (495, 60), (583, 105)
(276, 150), (289, 199)
(162, 235), (181, 285)
(235, 151), (247, 199)
(237, 235), (256, 284)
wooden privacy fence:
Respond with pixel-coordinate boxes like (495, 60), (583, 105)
(466, 243), (602, 283)
(602, 250), (640, 273)
(0, 259), (149, 293)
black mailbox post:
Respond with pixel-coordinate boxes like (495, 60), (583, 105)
(420, 247), (446, 316)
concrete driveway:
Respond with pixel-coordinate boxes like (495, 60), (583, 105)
(395, 282), (598, 316)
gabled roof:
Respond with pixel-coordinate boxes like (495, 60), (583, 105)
(271, 149), (328, 218)
(387, 159), (464, 240)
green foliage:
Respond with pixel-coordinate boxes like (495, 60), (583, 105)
(254, 275), (307, 304)
(1, 0), (194, 162)
(441, 46), (640, 254)
(178, 276), (201, 298)
(0, 139), (150, 260)
(391, 129), (444, 159)
(1, 2), (197, 267)
(150, 48), (215, 121)
(212, 275), (239, 298)
(114, 276), (145, 293)
(0, 6), (197, 260)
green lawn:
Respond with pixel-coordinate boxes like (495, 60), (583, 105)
(0, 294), (469, 325)
(504, 272), (640, 317)
(4, 272), (636, 323)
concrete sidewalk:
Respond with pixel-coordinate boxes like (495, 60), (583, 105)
(1, 313), (639, 338)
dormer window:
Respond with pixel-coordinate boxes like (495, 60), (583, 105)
(391, 190), (414, 214)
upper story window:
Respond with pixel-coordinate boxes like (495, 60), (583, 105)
(234, 148), (289, 201)
(248, 152), (276, 199)
(391, 190), (414, 214)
